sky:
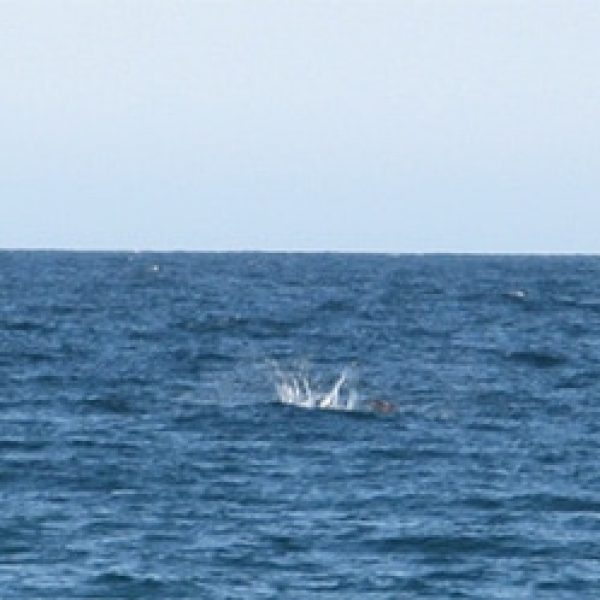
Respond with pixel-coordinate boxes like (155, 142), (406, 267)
(1, 0), (599, 252)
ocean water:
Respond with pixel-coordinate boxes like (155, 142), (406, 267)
(1, 252), (599, 599)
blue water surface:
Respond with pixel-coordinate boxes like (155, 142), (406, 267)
(1, 252), (599, 598)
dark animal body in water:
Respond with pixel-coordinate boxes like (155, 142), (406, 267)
(368, 399), (396, 414)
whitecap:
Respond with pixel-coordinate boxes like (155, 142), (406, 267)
(505, 289), (526, 300)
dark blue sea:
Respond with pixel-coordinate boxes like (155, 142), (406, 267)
(1, 252), (600, 599)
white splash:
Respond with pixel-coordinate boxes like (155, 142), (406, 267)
(274, 366), (360, 411)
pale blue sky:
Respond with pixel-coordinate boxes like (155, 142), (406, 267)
(1, 1), (599, 252)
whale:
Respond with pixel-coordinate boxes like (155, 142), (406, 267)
(368, 399), (396, 414)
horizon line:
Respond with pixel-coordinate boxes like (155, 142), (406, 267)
(1, 247), (599, 257)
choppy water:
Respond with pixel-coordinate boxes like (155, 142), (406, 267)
(1, 252), (600, 598)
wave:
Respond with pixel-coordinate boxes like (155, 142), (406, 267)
(503, 289), (527, 301)
(506, 350), (567, 368)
